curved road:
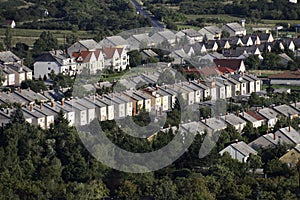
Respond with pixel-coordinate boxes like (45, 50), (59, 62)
(131, 0), (164, 29)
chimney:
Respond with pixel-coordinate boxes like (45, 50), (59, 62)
(273, 132), (276, 140)
(241, 19), (246, 28)
(61, 98), (65, 106)
(289, 126), (291, 132)
(155, 86), (158, 91)
(51, 100), (54, 108)
(40, 102), (43, 109)
(29, 104), (33, 112)
(235, 139), (238, 144)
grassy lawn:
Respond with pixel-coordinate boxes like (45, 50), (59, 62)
(262, 84), (300, 90)
(0, 28), (96, 47)
(185, 14), (241, 22)
(249, 70), (288, 76)
(179, 14), (300, 33)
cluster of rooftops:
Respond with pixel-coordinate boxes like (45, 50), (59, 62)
(162, 104), (300, 163)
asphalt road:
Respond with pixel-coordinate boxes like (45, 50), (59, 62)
(131, 0), (164, 29)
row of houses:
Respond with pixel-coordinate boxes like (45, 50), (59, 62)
(0, 70), (260, 127)
(99, 22), (247, 50)
(0, 51), (32, 86)
(33, 45), (129, 79)
(150, 104), (300, 164)
(219, 125), (300, 165)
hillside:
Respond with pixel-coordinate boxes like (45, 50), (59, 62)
(0, 0), (151, 33)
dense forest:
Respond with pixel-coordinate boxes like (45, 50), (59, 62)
(0, 0), (151, 33)
(144, 0), (300, 21)
(0, 100), (300, 199)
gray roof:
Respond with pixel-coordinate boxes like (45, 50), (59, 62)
(79, 39), (99, 49)
(180, 121), (212, 134)
(249, 133), (279, 150)
(223, 23), (246, 32)
(202, 117), (227, 131)
(229, 141), (257, 156)
(157, 30), (177, 40)
(6, 62), (32, 73)
(202, 26), (222, 35)
(101, 36), (128, 46)
(76, 98), (96, 109)
(273, 105), (300, 117)
(22, 106), (45, 118)
(65, 99), (87, 111)
(181, 29), (203, 37)
(1, 91), (31, 105)
(132, 33), (154, 43)
(35, 105), (57, 116)
(276, 126), (300, 145)
(221, 114), (246, 126)
(258, 108), (279, 120)
(14, 89), (48, 103)
(84, 96), (107, 108)
(0, 51), (20, 63)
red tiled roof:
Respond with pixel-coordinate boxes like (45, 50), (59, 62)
(102, 48), (116, 59)
(269, 70), (300, 79)
(72, 51), (92, 63)
(214, 59), (243, 71)
(184, 66), (222, 77)
(247, 111), (265, 121)
(103, 47), (123, 59)
(216, 66), (235, 74)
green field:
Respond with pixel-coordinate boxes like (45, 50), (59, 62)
(0, 28), (96, 47)
(262, 84), (300, 91)
(178, 13), (300, 33)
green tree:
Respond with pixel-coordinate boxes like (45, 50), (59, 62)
(0, 70), (6, 86)
(245, 55), (260, 70)
(157, 69), (175, 85)
(0, 41), (5, 51)
(247, 154), (262, 174)
(221, 30), (230, 38)
(33, 31), (58, 56)
(128, 50), (142, 68)
(4, 28), (12, 50)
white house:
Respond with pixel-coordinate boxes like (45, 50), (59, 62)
(219, 141), (257, 162)
(103, 48), (129, 71)
(34, 50), (77, 79)
(222, 22), (246, 37)
(240, 111), (265, 128)
(72, 49), (105, 74)
(258, 108), (280, 128)
(221, 113), (247, 132)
